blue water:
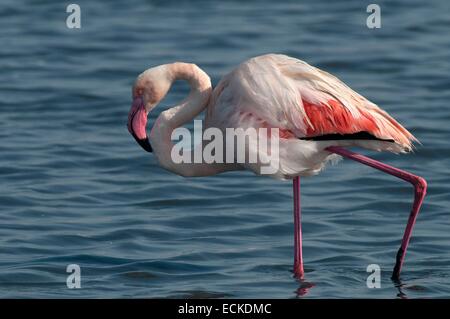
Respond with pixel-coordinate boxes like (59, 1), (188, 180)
(1, 0), (449, 298)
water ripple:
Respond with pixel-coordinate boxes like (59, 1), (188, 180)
(0, 0), (449, 298)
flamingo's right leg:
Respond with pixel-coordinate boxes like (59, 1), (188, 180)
(325, 146), (427, 280)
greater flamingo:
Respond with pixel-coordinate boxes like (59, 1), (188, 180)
(127, 54), (427, 280)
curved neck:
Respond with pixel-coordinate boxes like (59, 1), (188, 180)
(164, 62), (212, 128)
(149, 63), (236, 177)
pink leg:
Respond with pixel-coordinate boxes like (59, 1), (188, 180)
(293, 176), (305, 279)
(325, 146), (427, 279)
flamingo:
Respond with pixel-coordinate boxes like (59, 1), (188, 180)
(127, 54), (427, 280)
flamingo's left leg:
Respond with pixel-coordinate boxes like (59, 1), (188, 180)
(325, 146), (427, 280)
(293, 176), (304, 279)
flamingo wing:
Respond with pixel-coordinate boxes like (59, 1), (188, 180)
(217, 54), (416, 152)
(277, 54), (417, 151)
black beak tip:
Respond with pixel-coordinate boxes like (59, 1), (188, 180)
(137, 136), (153, 152)
(128, 123), (152, 152)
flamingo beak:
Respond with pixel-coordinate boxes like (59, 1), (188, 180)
(127, 97), (153, 152)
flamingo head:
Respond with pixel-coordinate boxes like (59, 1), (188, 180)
(127, 65), (171, 152)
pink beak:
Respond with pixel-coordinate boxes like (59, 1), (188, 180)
(127, 97), (152, 152)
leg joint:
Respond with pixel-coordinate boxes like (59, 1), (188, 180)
(412, 176), (427, 194)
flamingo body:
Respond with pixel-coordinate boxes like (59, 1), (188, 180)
(205, 54), (415, 179)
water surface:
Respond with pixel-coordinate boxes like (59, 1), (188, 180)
(0, 0), (449, 298)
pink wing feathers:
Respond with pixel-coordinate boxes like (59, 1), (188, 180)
(208, 54), (416, 152)
(275, 55), (417, 151)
